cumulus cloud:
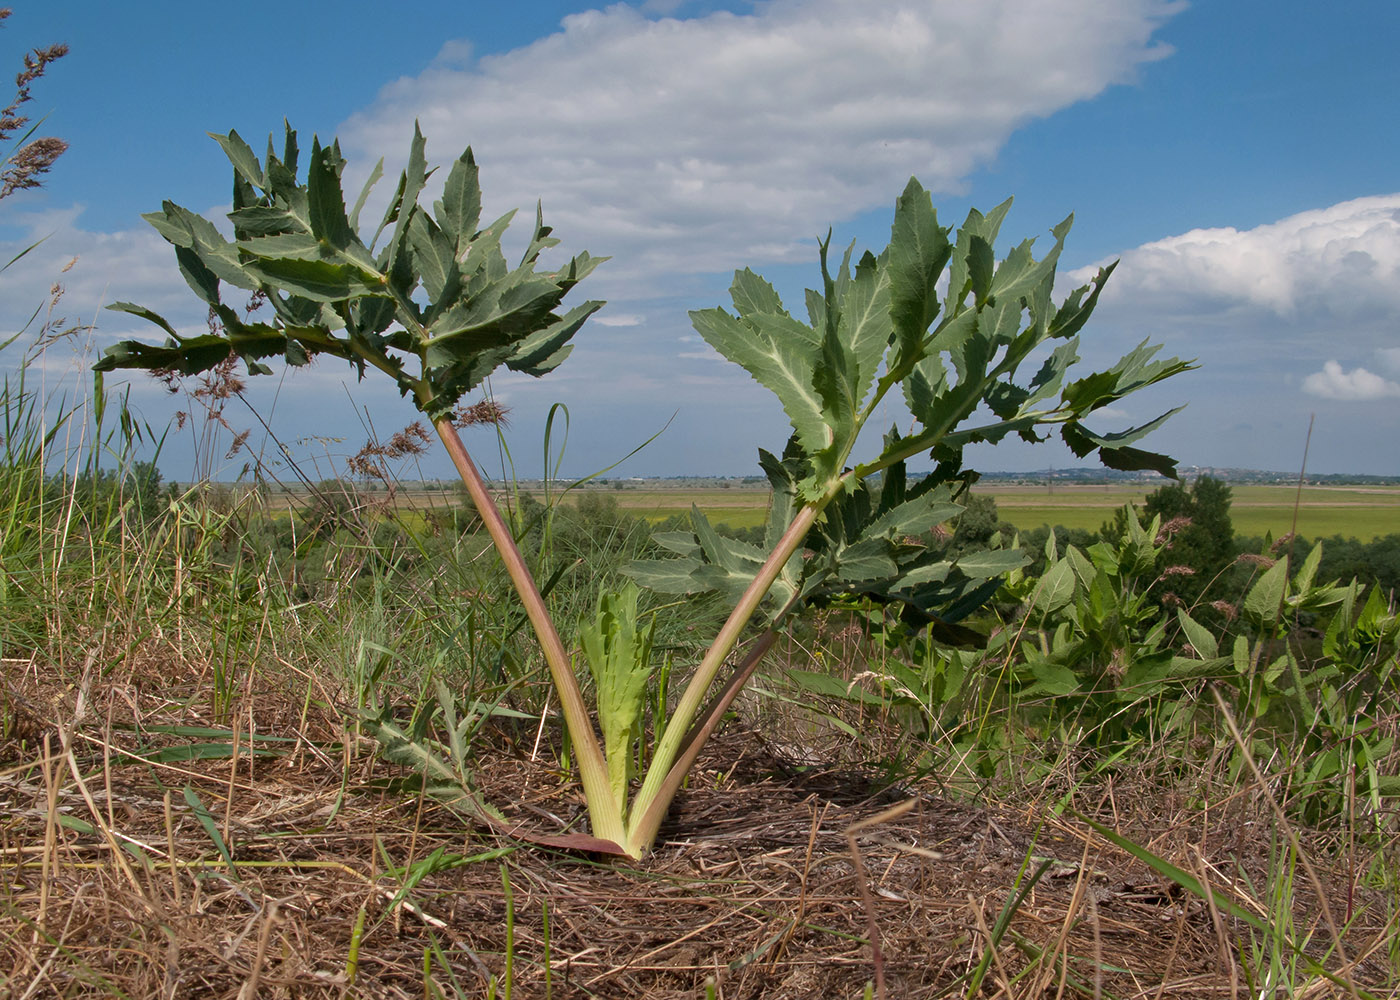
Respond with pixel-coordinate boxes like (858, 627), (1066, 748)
(1071, 194), (1400, 327)
(593, 313), (646, 327)
(1301, 360), (1400, 401)
(0, 207), (211, 348)
(339, 0), (1179, 294)
(0, 0), (1197, 477)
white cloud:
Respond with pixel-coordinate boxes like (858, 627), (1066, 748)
(340, 0), (1179, 294)
(0, 0), (1197, 479)
(0, 203), (230, 347)
(1377, 346), (1400, 375)
(1072, 194), (1400, 327)
(1301, 361), (1400, 401)
(593, 313), (645, 327)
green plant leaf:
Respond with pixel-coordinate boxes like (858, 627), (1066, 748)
(952, 548), (1029, 580)
(1032, 558), (1076, 615)
(690, 303), (830, 460)
(579, 583), (656, 810)
(183, 785), (239, 880)
(434, 147), (482, 256)
(307, 136), (356, 253)
(1176, 609), (1219, 659)
(1243, 558), (1289, 628)
(240, 257), (378, 302)
(116, 743), (282, 764)
(209, 128), (265, 189)
(887, 177), (950, 365)
(787, 669), (886, 706)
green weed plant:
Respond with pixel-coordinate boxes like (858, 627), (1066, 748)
(96, 124), (1192, 857)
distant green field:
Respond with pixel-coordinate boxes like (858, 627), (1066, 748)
(991, 503), (1400, 540)
(608, 489), (772, 530)
(988, 485), (1400, 541)
(368, 482), (1399, 542)
(548, 483), (1400, 542)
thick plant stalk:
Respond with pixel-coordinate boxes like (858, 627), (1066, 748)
(432, 417), (625, 849)
(672, 627), (780, 765)
(625, 502), (821, 855)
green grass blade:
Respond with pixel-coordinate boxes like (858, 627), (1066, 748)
(1075, 812), (1379, 1000)
(182, 785), (239, 882)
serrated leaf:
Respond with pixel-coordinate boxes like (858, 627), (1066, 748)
(967, 234), (995, 307)
(1176, 609), (1219, 660)
(228, 205), (300, 237)
(145, 202), (258, 291)
(307, 136), (356, 252)
(408, 211), (457, 303)
(240, 232), (325, 261)
(434, 147), (482, 256)
(424, 274), (566, 366)
(1244, 559), (1289, 627)
(834, 537), (898, 582)
(730, 268), (790, 318)
(953, 548), (1029, 580)
(1093, 442), (1180, 479)
(505, 300), (602, 377)
(651, 531), (703, 557)
(105, 301), (182, 341)
(241, 257), (374, 302)
(859, 491), (961, 541)
(1024, 339), (1081, 407)
(888, 177), (950, 364)
(209, 129), (265, 189)
(893, 559), (954, 589)
(840, 263), (892, 407)
(397, 124), (428, 236)
(691, 504), (767, 575)
(1032, 558), (1076, 615)
(690, 305), (830, 455)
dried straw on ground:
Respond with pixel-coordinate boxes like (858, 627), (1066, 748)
(2, 662), (1393, 998)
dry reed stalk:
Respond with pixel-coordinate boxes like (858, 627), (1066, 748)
(1212, 686), (1364, 1000)
(1191, 851), (1239, 1000)
(163, 789), (181, 910)
(1038, 838), (1093, 1000)
(966, 892), (1014, 996)
(845, 798), (915, 1000)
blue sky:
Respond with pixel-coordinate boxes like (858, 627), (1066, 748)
(3, 1), (1398, 481)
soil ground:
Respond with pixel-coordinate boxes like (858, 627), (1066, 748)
(3, 663), (1394, 999)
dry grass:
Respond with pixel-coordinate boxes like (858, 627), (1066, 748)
(3, 641), (1396, 999)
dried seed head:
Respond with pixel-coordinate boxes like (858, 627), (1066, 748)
(835, 622), (864, 644)
(1211, 600), (1239, 622)
(0, 28), (69, 200)
(224, 429), (251, 459)
(1236, 553), (1276, 568)
(1155, 516), (1192, 545)
(453, 400), (511, 428)
(385, 422), (430, 458)
(0, 135), (66, 198)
